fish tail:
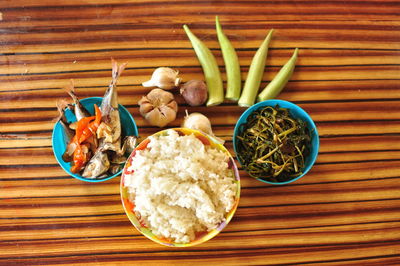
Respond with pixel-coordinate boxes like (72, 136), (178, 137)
(110, 58), (127, 86)
(64, 79), (91, 120)
(56, 99), (69, 111)
(64, 80), (79, 104)
(54, 99), (69, 122)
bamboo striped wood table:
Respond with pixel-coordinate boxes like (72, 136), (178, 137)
(1, 1), (400, 265)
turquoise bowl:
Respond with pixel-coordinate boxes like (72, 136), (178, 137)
(52, 97), (138, 182)
(233, 99), (319, 185)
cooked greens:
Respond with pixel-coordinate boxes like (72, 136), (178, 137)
(236, 105), (311, 183)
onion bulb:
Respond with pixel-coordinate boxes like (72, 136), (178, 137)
(180, 80), (208, 106)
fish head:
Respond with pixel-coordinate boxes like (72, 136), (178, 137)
(82, 151), (110, 179)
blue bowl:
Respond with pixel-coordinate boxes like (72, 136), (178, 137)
(52, 97), (138, 182)
(233, 99), (319, 185)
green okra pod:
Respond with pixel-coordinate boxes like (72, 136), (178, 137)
(257, 48), (299, 102)
(238, 29), (274, 107)
(183, 24), (224, 106)
(215, 16), (242, 101)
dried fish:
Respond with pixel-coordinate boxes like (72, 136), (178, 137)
(108, 164), (123, 175)
(56, 99), (74, 142)
(100, 58), (126, 143)
(122, 136), (138, 155)
(59, 59), (138, 179)
(82, 150), (110, 179)
(109, 152), (127, 164)
(64, 80), (91, 121)
(56, 99), (76, 162)
(99, 137), (122, 155)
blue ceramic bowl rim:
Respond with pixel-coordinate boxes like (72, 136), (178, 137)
(233, 99), (319, 185)
(52, 97), (138, 182)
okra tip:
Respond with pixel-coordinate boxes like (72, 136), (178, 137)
(183, 24), (195, 40)
(259, 28), (274, 47)
(293, 48), (299, 57)
(288, 48), (299, 63)
(267, 28), (274, 38)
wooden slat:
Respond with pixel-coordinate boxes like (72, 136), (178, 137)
(0, 235), (399, 265)
(2, 79), (400, 108)
(1, 49), (400, 76)
(1, 226), (400, 259)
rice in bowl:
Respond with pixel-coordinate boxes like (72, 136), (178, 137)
(123, 129), (238, 244)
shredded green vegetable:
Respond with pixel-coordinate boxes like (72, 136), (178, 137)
(236, 105), (311, 183)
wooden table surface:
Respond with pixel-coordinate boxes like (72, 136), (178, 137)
(1, 1), (400, 265)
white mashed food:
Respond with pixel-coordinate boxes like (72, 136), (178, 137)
(124, 129), (237, 243)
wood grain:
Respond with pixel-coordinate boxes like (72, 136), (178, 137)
(1, 0), (400, 265)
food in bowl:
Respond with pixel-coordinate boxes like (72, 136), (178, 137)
(122, 129), (239, 244)
(236, 104), (311, 183)
(53, 97), (138, 182)
(54, 59), (138, 180)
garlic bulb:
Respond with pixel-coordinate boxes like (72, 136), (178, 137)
(182, 111), (225, 144)
(142, 67), (181, 90)
(138, 88), (178, 127)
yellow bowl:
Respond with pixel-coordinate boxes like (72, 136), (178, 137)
(120, 128), (241, 247)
